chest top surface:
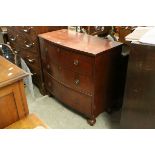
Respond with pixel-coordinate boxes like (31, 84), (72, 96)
(0, 56), (28, 88)
(39, 29), (122, 55)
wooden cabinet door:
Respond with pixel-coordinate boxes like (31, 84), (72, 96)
(0, 80), (29, 128)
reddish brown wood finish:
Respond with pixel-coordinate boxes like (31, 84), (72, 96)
(39, 29), (123, 125)
(121, 43), (155, 129)
(7, 26), (67, 94)
(38, 29), (122, 55)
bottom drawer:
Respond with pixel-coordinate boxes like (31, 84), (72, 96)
(44, 70), (92, 117)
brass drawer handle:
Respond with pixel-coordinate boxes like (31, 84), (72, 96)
(22, 27), (33, 33)
(10, 37), (16, 41)
(74, 59), (79, 66)
(33, 72), (37, 75)
(26, 56), (35, 63)
(10, 35), (18, 42)
(24, 41), (35, 48)
(14, 50), (20, 54)
(74, 79), (80, 85)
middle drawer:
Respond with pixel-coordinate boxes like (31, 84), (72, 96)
(44, 63), (93, 95)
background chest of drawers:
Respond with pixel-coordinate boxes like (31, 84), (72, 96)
(39, 29), (123, 125)
(7, 26), (67, 94)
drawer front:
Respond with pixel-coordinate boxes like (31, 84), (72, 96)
(7, 28), (38, 53)
(47, 65), (93, 96)
(60, 67), (93, 95)
(44, 70), (92, 117)
(19, 51), (41, 69)
(41, 40), (61, 65)
(60, 48), (94, 76)
(14, 26), (38, 41)
(7, 29), (20, 48)
(40, 40), (94, 76)
(44, 62), (93, 95)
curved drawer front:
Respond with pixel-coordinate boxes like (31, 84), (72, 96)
(44, 70), (92, 117)
(59, 66), (93, 95)
(43, 62), (93, 95)
(60, 47), (94, 76)
(41, 40), (61, 65)
(40, 40), (94, 77)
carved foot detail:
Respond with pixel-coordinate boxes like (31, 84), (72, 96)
(87, 118), (96, 126)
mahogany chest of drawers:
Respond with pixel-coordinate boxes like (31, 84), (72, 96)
(39, 29), (123, 125)
(7, 26), (67, 94)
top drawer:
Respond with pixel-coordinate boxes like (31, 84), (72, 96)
(40, 40), (94, 76)
(7, 26), (38, 41)
(60, 47), (94, 76)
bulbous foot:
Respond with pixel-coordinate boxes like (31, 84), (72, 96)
(87, 118), (96, 126)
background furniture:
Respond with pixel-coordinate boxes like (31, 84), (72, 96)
(0, 43), (17, 64)
(0, 27), (8, 43)
(121, 43), (155, 128)
(115, 26), (135, 44)
(0, 55), (47, 129)
(6, 113), (48, 129)
(7, 26), (67, 94)
(0, 55), (29, 128)
(39, 29), (124, 125)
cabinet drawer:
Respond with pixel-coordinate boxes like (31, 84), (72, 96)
(44, 71), (92, 117)
(7, 30), (21, 47)
(14, 26), (38, 40)
(8, 34), (37, 52)
(40, 40), (94, 76)
(60, 48), (94, 76)
(19, 51), (40, 69)
(44, 63), (93, 95)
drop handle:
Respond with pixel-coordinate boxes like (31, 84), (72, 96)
(10, 37), (16, 41)
(22, 27), (32, 33)
(73, 59), (79, 66)
(10, 35), (18, 41)
(26, 56), (35, 63)
(14, 50), (20, 54)
(24, 41), (35, 48)
(74, 79), (80, 85)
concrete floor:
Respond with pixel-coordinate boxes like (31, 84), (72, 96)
(25, 85), (121, 129)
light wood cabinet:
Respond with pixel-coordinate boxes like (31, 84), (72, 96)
(0, 56), (29, 128)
